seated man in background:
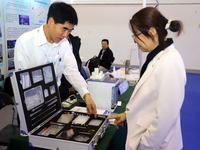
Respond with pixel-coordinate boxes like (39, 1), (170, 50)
(59, 34), (82, 101)
(97, 39), (114, 71)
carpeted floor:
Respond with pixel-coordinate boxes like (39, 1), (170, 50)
(181, 73), (200, 150)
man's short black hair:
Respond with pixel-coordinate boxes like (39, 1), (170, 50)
(102, 39), (109, 45)
(47, 2), (78, 25)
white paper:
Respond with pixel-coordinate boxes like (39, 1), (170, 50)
(117, 101), (122, 106)
(118, 80), (129, 95)
(70, 106), (108, 115)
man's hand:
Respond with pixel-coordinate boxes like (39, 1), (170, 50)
(84, 93), (97, 118)
(107, 113), (126, 129)
(69, 86), (76, 95)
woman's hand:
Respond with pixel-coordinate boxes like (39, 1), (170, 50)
(107, 113), (126, 129)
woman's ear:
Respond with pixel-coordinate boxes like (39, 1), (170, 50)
(148, 27), (157, 39)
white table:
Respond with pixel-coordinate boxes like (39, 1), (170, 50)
(111, 68), (139, 86)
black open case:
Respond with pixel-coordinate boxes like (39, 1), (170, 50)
(11, 63), (109, 150)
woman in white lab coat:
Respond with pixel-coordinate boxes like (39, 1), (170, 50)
(107, 7), (186, 150)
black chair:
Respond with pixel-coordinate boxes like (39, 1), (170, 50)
(0, 92), (19, 149)
(4, 77), (14, 97)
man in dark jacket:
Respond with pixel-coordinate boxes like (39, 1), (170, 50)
(59, 34), (82, 101)
(97, 39), (114, 71)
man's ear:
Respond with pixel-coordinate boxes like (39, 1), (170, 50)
(148, 27), (157, 38)
(47, 17), (54, 27)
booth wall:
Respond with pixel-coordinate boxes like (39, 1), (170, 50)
(51, 1), (200, 72)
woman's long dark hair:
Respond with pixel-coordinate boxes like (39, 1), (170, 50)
(130, 7), (183, 49)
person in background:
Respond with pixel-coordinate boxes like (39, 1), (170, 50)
(97, 39), (114, 71)
(59, 34), (81, 101)
(107, 7), (186, 150)
(14, 2), (97, 117)
(20, 17), (24, 25)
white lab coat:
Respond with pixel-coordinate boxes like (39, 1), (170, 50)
(125, 44), (186, 150)
(14, 25), (88, 98)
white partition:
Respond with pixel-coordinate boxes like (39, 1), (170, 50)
(51, 0), (156, 4)
(50, 0), (200, 72)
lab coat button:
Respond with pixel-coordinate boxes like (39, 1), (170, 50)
(126, 108), (130, 111)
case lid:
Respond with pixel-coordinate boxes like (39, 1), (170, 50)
(12, 63), (62, 133)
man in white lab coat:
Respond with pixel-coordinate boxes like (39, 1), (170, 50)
(14, 2), (97, 117)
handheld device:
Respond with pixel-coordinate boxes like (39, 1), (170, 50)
(62, 94), (77, 108)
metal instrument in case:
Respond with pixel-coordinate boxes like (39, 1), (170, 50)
(11, 63), (109, 150)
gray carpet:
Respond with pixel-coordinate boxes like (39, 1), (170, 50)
(0, 104), (18, 150)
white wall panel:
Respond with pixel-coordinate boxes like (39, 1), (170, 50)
(72, 5), (148, 66)
(159, 0), (200, 4)
(51, 0), (157, 4)
(50, 0), (200, 70)
(159, 4), (200, 70)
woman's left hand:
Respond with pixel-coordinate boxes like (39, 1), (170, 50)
(107, 113), (126, 129)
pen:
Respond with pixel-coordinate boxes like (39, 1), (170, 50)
(50, 122), (64, 126)
(71, 125), (86, 129)
(79, 132), (91, 135)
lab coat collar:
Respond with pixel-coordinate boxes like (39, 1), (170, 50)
(37, 24), (64, 47)
(129, 44), (175, 102)
(37, 25), (48, 46)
